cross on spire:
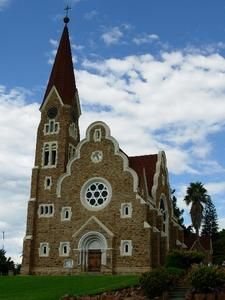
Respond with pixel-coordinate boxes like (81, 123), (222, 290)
(64, 5), (71, 17)
(64, 5), (71, 24)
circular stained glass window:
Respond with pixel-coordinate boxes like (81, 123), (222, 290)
(47, 106), (58, 119)
(81, 178), (112, 211)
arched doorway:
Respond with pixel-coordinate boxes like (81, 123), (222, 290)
(78, 231), (107, 272)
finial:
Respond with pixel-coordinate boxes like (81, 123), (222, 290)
(64, 5), (71, 24)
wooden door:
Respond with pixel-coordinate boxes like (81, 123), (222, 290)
(88, 250), (101, 272)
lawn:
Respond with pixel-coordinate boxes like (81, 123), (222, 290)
(0, 275), (139, 300)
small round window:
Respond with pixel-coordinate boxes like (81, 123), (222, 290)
(81, 178), (112, 211)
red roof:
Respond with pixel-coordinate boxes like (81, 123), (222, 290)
(41, 24), (77, 108)
(129, 154), (158, 194)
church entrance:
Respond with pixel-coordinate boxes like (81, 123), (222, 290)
(78, 231), (107, 272)
(88, 250), (101, 272)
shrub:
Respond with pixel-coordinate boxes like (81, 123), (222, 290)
(140, 267), (185, 298)
(140, 268), (168, 298)
(188, 265), (225, 293)
(165, 250), (204, 269)
(165, 267), (185, 285)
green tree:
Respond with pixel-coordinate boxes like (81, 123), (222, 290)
(213, 229), (225, 264)
(184, 182), (208, 238)
(171, 189), (184, 227)
(0, 249), (15, 275)
(201, 196), (218, 237)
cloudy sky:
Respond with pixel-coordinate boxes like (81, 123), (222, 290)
(1, 0), (225, 262)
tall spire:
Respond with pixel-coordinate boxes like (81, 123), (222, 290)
(41, 17), (79, 110)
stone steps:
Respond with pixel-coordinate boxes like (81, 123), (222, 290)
(169, 286), (190, 300)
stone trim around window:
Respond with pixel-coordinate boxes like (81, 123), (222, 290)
(120, 203), (133, 218)
(44, 176), (52, 190)
(61, 207), (72, 221)
(38, 204), (54, 217)
(39, 242), (50, 257)
(43, 119), (60, 135)
(120, 240), (133, 256)
(59, 242), (70, 257)
(69, 123), (78, 140)
(80, 177), (112, 211)
(42, 141), (58, 168)
(93, 128), (102, 142)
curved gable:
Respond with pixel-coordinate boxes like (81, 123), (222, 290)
(57, 121), (138, 197)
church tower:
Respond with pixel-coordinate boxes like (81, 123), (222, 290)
(21, 17), (81, 274)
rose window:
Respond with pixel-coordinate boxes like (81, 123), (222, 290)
(81, 178), (112, 211)
(85, 182), (109, 207)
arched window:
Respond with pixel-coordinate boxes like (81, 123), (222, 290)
(94, 129), (101, 142)
(61, 207), (72, 221)
(69, 123), (77, 139)
(59, 242), (70, 257)
(120, 240), (132, 256)
(44, 119), (59, 135)
(160, 198), (167, 233)
(39, 243), (49, 257)
(39, 204), (54, 217)
(44, 176), (52, 190)
(120, 203), (132, 218)
(42, 142), (58, 167)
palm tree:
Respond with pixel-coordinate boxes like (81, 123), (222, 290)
(184, 182), (209, 238)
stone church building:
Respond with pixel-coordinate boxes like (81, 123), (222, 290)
(21, 18), (184, 275)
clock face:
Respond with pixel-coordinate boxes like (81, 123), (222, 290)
(47, 106), (58, 119)
(91, 151), (103, 163)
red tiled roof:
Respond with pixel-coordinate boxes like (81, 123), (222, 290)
(41, 24), (77, 108)
(128, 154), (158, 194)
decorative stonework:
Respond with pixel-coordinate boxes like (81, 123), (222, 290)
(91, 151), (103, 163)
(80, 177), (112, 211)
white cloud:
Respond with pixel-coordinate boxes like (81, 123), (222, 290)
(206, 181), (225, 196)
(0, 86), (39, 262)
(133, 33), (159, 45)
(84, 10), (97, 20)
(79, 51), (225, 176)
(0, 0), (10, 11)
(72, 43), (84, 51)
(101, 27), (123, 46)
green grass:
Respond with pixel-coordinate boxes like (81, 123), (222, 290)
(0, 275), (139, 300)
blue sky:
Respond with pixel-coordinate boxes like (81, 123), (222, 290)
(1, 0), (225, 262)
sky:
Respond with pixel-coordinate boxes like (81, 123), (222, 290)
(1, 0), (225, 263)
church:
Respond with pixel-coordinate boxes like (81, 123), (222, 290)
(21, 17), (184, 275)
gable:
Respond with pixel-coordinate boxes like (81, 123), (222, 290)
(57, 121), (139, 197)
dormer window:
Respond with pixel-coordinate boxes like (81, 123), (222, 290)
(44, 119), (59, 135)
